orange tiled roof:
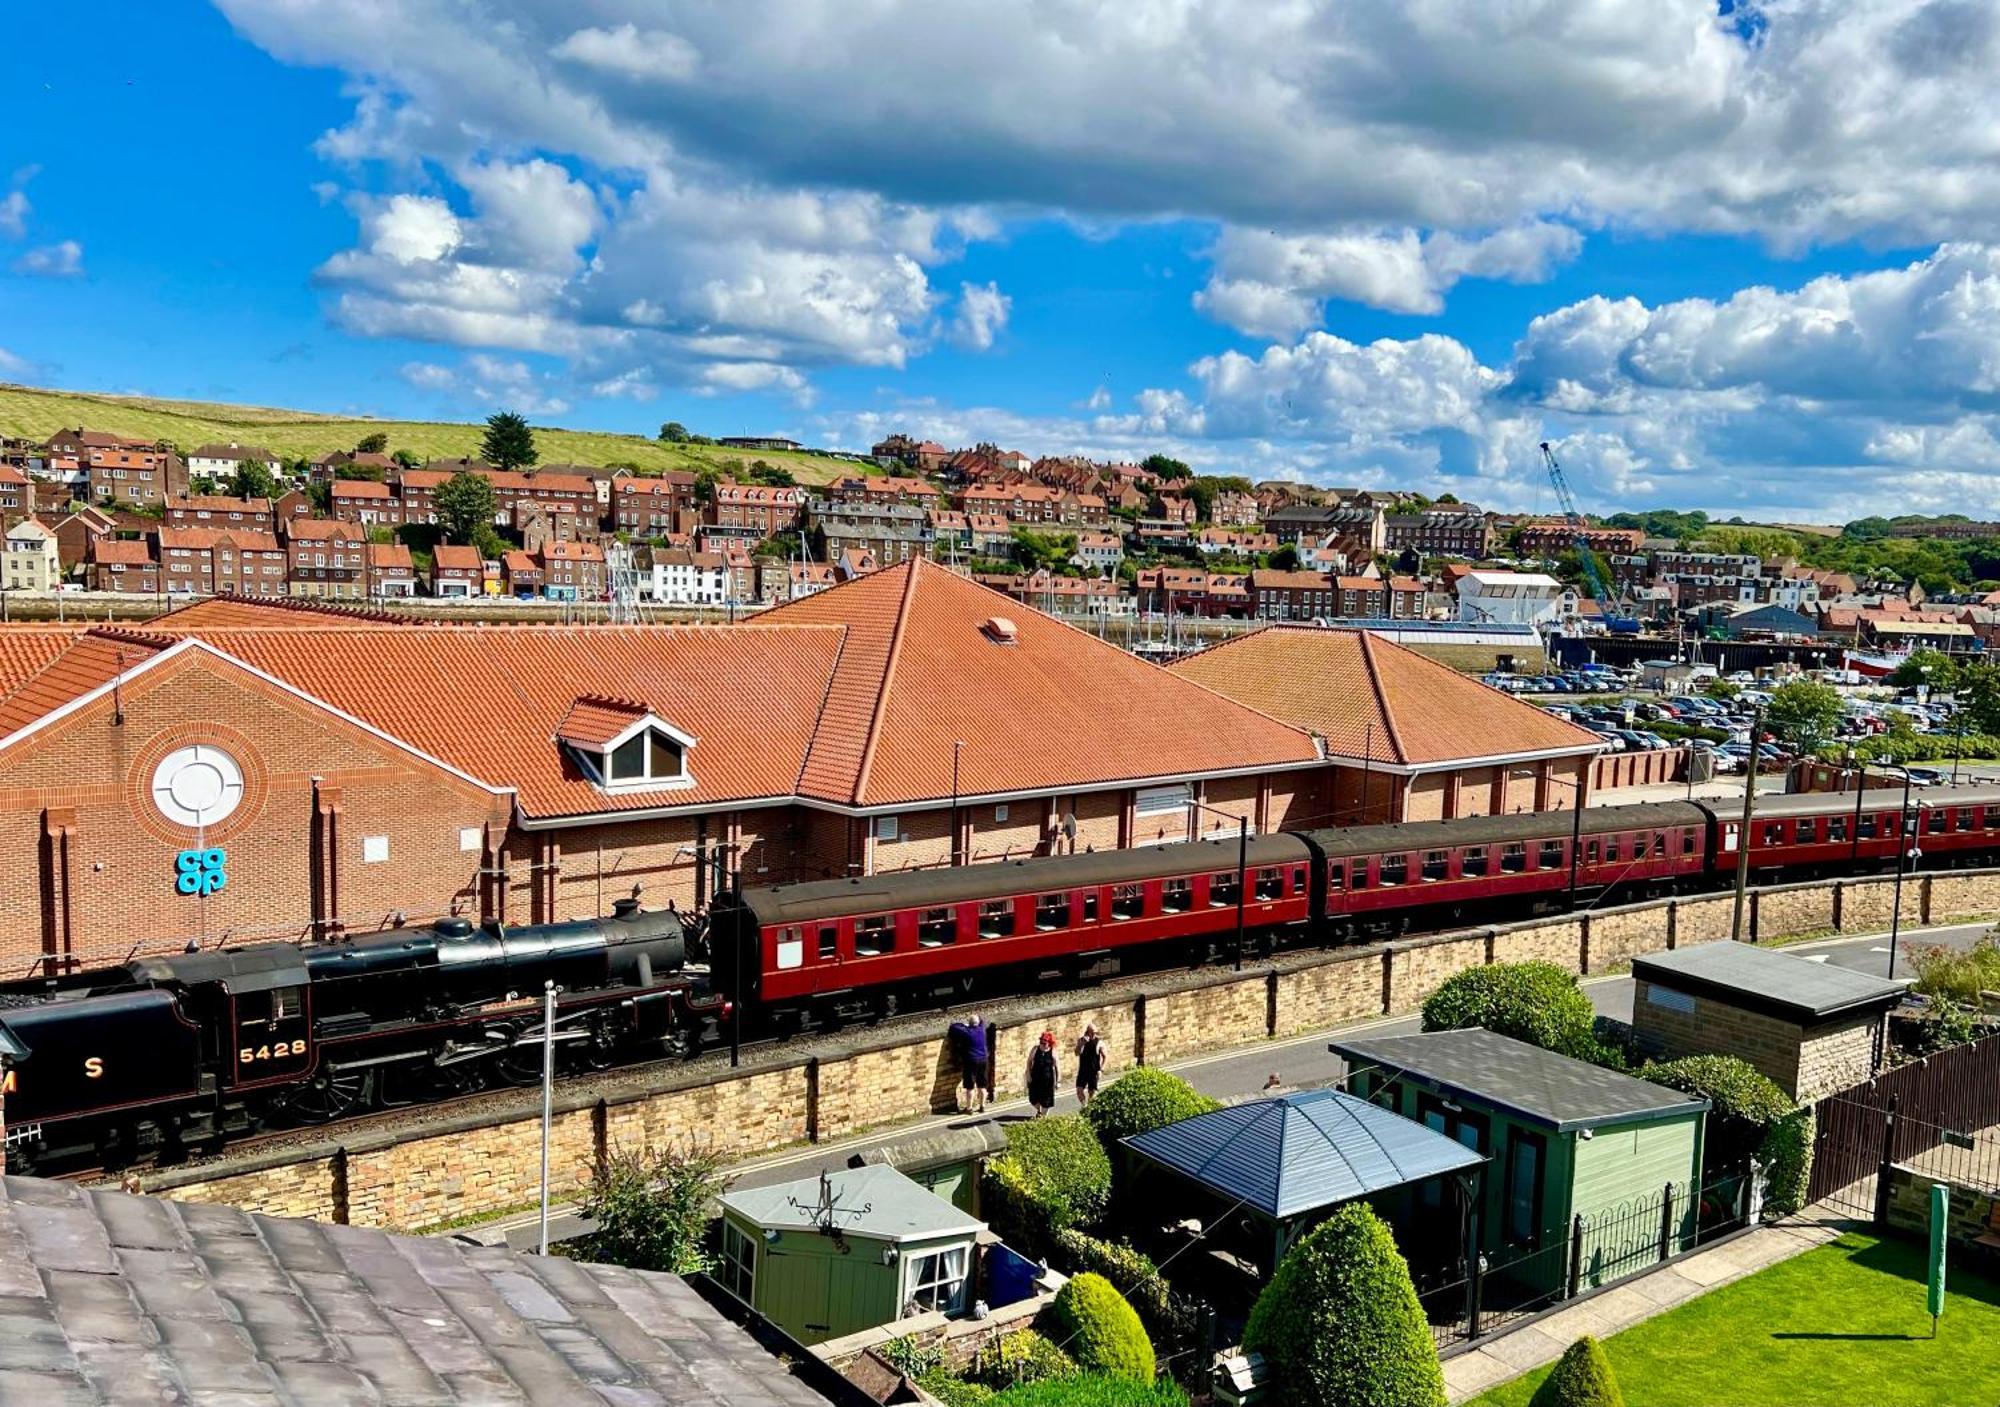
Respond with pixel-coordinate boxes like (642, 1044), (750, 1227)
(1169, 624), (1603, 766)
(0, 628), (88, 697)
(0, 629), (170, 739)
(434, 545), (483, 571)
(89, 538), (155, 565)
(759, 557), (1320, 806)
(285, 518), (363, 542)
(555, 695), (648, 748)
(330, 480), (393, 499)
(142, 596), (414, 631)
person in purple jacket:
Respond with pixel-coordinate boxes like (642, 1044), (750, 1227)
(949, 1014), (988, 1113)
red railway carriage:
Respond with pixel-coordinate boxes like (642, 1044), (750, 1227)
(715, 834), (1317, 1017)
(1299, 801), (1711, 934)
(1724, 784), (2000, 878)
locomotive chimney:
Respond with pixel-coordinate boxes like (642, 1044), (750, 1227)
(611, 897), (641, 919)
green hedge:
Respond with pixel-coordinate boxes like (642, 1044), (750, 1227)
(1052, 1229), (1199, 1349)
(918, 1370), (997, 1406)
(1530, 1335), (1625, 1407)
(1082, 1068), (1221, 1145)
(1642, 1055), (1813, 1214)
(1047, 1273), (1155, 1384)
(988, 1374), (1188, 1407)
(984, 1115), (1113, 1253)
(1243, 1203), (1444, 1407)
(972, 1330), (1075, 1389)
(1817, 732), (2000, 765)
(1422, 961), (1608, 1063)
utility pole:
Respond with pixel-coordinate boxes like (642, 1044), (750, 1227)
(1889, 770), (1918, 981)
(1730, 707), (1761, 941)
(538, 979), (556, 1255)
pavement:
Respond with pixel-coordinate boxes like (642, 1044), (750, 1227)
(459, 920), (1987, 1253)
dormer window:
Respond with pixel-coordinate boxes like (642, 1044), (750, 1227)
(558, 696), (698, 794)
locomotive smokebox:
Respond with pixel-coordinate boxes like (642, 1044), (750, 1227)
(602, 902), (687, 987)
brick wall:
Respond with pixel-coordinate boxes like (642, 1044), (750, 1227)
(1631, 982), (1883, 1101)
(1884, 1163), (1998, 1254)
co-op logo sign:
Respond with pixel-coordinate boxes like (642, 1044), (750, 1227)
(150, 745), (244, 897)
(175, 848), (228, 896)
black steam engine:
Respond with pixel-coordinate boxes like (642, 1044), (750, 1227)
(0, 899), (716, 1173)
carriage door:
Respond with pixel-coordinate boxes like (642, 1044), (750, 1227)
(232, 984), (313, 1088)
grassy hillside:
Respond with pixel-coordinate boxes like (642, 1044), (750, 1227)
(0, 383), (864, 485)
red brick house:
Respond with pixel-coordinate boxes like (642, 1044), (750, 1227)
(365, 542), (417, 598)
(85, 536), (160, 593)
(430, 543), (485, 598)
(284, 518), (368, 600)
(165, 495), (275, 533)
(536, 539), (606, 601)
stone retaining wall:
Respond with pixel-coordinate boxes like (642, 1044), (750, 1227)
(131, 869), (1993, 1231)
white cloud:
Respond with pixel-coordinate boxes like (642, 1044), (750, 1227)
(0, 346), (32, 377)
(949, 281), (1010, 352)
(697, 361), (808, 396)
(12, 240), (82, 278)
(399, 354), (569, 414)
(551, 24), (699, 81)
(0, 190), (26, 241)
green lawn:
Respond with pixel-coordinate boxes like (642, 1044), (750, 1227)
(1471, 1233), (2000, 1407)
(0, 383), (865, 485)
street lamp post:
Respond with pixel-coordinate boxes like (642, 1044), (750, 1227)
(1953, 694), (1969, 785)
(1889, 771), (1923, 981)
(1189, 799), (1252, 971)
(1729, 707), (1763, 942)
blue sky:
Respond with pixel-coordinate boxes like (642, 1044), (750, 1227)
(6, 3), (2000, 522)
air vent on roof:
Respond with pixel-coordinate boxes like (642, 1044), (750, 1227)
(981, 616), (1020, 644)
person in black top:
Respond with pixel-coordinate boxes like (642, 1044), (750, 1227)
(1026, 1030), (1059, 1117)
(1074, 1023), (1106, 1105)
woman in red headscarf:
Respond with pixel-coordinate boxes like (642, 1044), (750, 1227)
(1026, 1030), (1059, 1117)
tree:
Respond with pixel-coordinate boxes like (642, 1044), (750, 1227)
(1960, 661), (2000, 735)
(1081, 1068), (1220, 1146)
(1530, 1336), (1624, 1407)
(305, 480), (332, 515)
(983, 1115), (1111, 1253)
(434, 470), (498, 545)
(1012, 527), (1078, 572)
(1422, 961), (1607, 1063)
(748, 459), (795, 487)
(1889, 649), (1960, 691)
(1047, 1273), (1154, 1383)
(355, 431), (389, 455)
(1140, 454), (1190, 482)
(1643, 1055), (1811, 1213)
(392, 448), (422, 470)
(230, 457), (277, 501)
(1243, 1203), (1444, 1407)
(1764, 678), (1844, 752)
(481, 410), (539, 471)
(1269, 544), (1300, 570)
(567, 1145), (727, 1274)
(658, 421), (691, 443)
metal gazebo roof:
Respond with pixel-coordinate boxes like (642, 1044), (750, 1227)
(1122, 1088), (1485, 1221)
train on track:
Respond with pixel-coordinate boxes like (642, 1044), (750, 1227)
(7, 782), (1994, 1173)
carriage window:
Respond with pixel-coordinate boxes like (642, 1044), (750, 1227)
(1928, 809), (1948, 834)
(978, 900), (1013, 939)
(818, 925), (839, 960)
(1604, 837), (1622, 862)
(1761, 823), (1784, 846)
(1210, 870), (1242, 904)
(855, 915), (894, 957)
(1110, 884), (1144, 919)
(1536, 840), (1561, 870)
(1987, 806), (2000, 830)
(1829, 815), (1848, 842)
(1857, 815), (1877, 839)
(1293, 866), (1307, 889)
(1035, 893), (1071, 930)
(1081, 891), (1099, 922)
(1795, 818), (1818, 844)
(1380, 855), (1408, 886)
(1957, 808), (1975, 832)
(919, 907), (957, 947)
(1502, 842), (1528, 873)
(1255, 867), (1285, 900)
(1651, 832), (1666, 857)
(1161, 877), (1192, 913)
(1350, 860), (1371, 889)
(1321, 864), (1343, 893)
(1682, 828), (1697, 855)
(1461, 847), (1489, 877)
(1585, 840), (1601, 864)
(1419, 850), (1447, 882)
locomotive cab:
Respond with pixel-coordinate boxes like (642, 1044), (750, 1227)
(127, 946), (315, 1092)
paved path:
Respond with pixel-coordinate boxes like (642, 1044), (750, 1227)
(1440, 1218), (1850, 1402)
(462, 922), (1984, 1252)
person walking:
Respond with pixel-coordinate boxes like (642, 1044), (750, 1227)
(1027, 1030), (1060, 1117)
(1073, 1024), (1107, 1105)
(949, 1014), (988, 1114)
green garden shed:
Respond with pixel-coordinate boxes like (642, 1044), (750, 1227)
(716, 1164), (985, 1346)
(1331, 1028), (1709, 1291)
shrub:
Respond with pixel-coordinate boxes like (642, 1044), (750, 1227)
(1046, 1273), (1155, 1384)
(1242, 1203), (1444, 1407)
(1052, 1229), (1199, 1348)
(565, 1144), (725, 1275)
(1910, 932), (2000, 1004)
(1642, 1055), (1813, 1214)
(988, 1374), (1188, 1406)
(1900, 996), (1983, 1057)
(1530, 1335), (1625, 1407)
(917, 1369), (997, 1406)
(1421, 961), (1604, 1062)
(879, 1334), (945, 1378)
(1082, 1068), (1222, 1145)
(972, 1330), (1075, 1389)
(984, 1116), (1112, 1253)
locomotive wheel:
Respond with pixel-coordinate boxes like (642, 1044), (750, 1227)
(419, 1060), (488, 1101)
(277, 1068), (372, 1125)
(494, 1044), (547, 1086)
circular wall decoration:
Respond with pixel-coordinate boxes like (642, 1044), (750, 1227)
(150, 744), (246, 829)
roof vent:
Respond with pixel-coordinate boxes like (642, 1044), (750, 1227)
(981, 615), (1020, 644)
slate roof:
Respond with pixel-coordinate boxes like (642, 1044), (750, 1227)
(1123, 1088), (1483, 1219)
(1169, 624), (1603, 766)
(721, 1165), (983, 1242)
(0, 1174), (836, 1405)
(1330, 1029), (1710, 1134)
(1633, 941), (1909, 1023)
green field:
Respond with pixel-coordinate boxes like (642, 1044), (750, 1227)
(1472, 1232), (2000, 1407)
(0, 382), (865, 485)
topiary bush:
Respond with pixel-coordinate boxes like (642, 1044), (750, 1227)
(983, 1116), (1113, 1254)
(1421, 961), (1607, 1062)
(988, 1374), (1188, 1406)
(972, 1330), (1075, 1389)
(1082, 1067), (1222, 1145)
(1242, 1202), (1444, 1407)
(1530, 1335), (1625, 1407)
(1052, 1229), (1200, 1350)
(1046, 1272), (1155, 1384)
(1642, 1054), (1814, 1214)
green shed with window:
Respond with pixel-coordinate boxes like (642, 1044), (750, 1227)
(715, 1164), (985, 1346)
(1331, 1028), (1708, 1292)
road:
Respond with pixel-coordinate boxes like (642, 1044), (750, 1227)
(466, 921), (1986, 1252)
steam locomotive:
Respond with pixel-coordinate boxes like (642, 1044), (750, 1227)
(0, 898), (715, 1173)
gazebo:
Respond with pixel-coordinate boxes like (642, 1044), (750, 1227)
(1122, 1088), (1487, 1275)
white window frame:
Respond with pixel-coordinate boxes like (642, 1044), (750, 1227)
(718, 1220), (757, 1304)
(575, 713), (700, 795)
(903, 1244), (969, 1315)
(874, 814), (901, 843)
(1135, 783), (1192, 817)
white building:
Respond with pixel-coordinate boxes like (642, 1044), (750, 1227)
(3, 519), (61, 593)
(1071, 530), (1124, 573)
(1457, 570), (1565, 627)
(646, 547), (731, 607)
(187, 442), (282, 485)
